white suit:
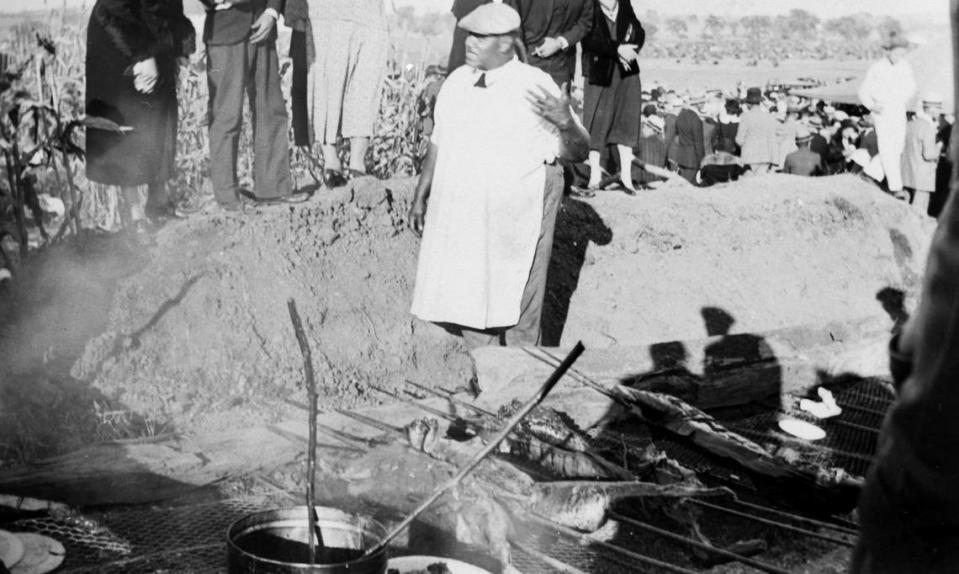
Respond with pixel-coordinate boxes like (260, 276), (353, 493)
(858, 57), (917, 192)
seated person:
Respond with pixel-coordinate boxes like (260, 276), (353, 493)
(782, 126), (823, 176)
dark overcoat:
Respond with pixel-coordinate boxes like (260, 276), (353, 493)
(85, 0), (194, 187)
(580, 1), (644, 87)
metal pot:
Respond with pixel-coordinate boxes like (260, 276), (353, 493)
(226, 506), (388, 574)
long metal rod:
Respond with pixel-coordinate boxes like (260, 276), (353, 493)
(727, 497), (859, 536)
(827, 418), (881, 435)
(336, 408), (407, 438)
(835, 401), (888, 418)
(690, 499), (857, 547)
(606, 511), (791, 574)
(730, 426), (875, 463)
(526, 513), (700, 574)
(404, 379), (498, 418)
(370, 384), (472, 427)
(363, 342), (586, 558)
(512, 541), (590, 574)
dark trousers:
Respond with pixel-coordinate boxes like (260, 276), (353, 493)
(206, 40), (292, 203)
(460, 164), (564, 349)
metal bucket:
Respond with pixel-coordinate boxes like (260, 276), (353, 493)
(226, 506), (388, 574)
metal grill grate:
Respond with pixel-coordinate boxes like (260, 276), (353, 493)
(12, 498), (265, 573)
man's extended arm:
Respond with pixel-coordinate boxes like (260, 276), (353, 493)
(408, 144), (439, 237)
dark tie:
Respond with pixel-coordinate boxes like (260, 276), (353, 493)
(474, 73), (487, 88)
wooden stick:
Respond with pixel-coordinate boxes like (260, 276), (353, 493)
(287, 299), (324, 562)
(363, 342), (586, 557)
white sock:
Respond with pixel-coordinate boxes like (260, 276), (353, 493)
(588, 151), (601, 187)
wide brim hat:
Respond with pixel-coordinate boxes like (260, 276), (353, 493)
(745, 87), (763, 105)
(880, 29), (911, 50)
(458, 3), (521, 35)
(795, 125), (813, 143)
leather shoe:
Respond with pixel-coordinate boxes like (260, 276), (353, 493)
(324, 169), (348, 188)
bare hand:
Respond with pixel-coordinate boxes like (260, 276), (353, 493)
(249, 11), (276, 44)
(526, 82), (575, 130)
(533, 37), (563, 59)
(133, 57), (158, 94)
(408, 199), (427, 237)
(617, 44), (639, 64)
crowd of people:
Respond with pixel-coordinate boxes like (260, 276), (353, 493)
(63, 1), (959, 572)
(84, 0), (390, 243)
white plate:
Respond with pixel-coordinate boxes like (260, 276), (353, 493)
(388, 555), (494, 574)
(0, 529), (24, 570)
(11, 533), (65, 574)
(778, 418), (827, 441)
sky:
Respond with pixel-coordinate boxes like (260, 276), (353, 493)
(0, 0), (949, 20)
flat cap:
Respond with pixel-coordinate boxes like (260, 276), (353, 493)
(459, 3), (521, 35)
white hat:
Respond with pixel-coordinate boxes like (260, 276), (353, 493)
(458, 3), (521, 35)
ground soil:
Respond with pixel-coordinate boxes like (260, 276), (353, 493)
(1, 173), (935, 459)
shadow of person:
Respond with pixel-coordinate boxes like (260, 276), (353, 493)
(541, 198), (613, 346)
(875, 286), (909, 335)
(701, 306), (784, 419)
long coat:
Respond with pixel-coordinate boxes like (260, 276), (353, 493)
(666, 107), (705, 170)
(85, 0), (194, 187)
(580, 1), (644, 87)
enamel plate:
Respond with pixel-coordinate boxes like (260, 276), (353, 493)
(11, 533), (66, 574)
(388, 556), (494, 574)
(0, 529), (24, 571)
(778, 418), (827, 441)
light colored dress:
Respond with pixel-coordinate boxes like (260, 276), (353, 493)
(858, 57), (917, 191)
(411, 59), (560, 329)
(307, 0), (389, 143)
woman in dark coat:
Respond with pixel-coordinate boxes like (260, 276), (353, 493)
(580, 0), (644, 194)
(86, 0), (194, 227)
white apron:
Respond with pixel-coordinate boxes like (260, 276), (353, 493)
(411, 60), (560, 329)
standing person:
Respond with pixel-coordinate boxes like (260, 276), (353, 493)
(308, 0), (390, 187)
(775, 103), (801, 168)
(506, 0), (593, 87)
(782, 126), (823, 176)
(448, 0), (491, 72)
(408, 3), (590, 349)
(736, 87), (779, 175)
(85, 0), (195, 232)
(712, 98), (741, 156)
(857, 29), (917, 196)
(901, 93), (943, 216)
(634, 113), (667, 188)
(580, 0), (645, 194)
(849, 122), (959, 574)
(203, 0), (297, 209)
(667, 96), (705, 183)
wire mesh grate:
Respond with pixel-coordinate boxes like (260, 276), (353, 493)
(11, 498), (265, 573)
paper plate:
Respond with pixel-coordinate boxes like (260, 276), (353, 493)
(778, 418), (826, 441)
(388, 555), (494, 574)
(11, 533), (65, 574)
(0, 529), (24, 570)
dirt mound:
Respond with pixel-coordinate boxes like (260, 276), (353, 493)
(69, 173), (934, 433)
(544, 174), (935, 347)
(71, 178), (473, 430)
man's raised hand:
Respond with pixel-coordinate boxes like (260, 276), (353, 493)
(527, 82), (575, 129)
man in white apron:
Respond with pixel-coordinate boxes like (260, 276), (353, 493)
(408, 3), (589, 348)
(858, 30), (917, 196)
